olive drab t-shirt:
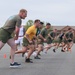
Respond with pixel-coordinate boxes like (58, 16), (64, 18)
(2, 15), (22, 34)
(65, 32), (73, 39)
(40, 28), (50, 39)
(50, 31), (56, 39)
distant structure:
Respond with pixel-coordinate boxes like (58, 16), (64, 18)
(52, 25), (75, 36)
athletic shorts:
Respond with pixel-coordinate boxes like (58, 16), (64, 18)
(68, 39), (72, 42)
(63, 39), (68, 44)
(0, 28), (12, 43)
(46, 38), (52, 44)
(37, 38), (44, 45)
(58, 39), (63, 43)
(22, 37), (34, 47)
(52, 38), (59, 43)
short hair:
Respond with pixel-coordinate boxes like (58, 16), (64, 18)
(34, 19), (40, 23)
(46, 23), (51, 26)
(19, 9), (27, 13)
(54, 29), (57, 31)
(40, 22), (44, 25)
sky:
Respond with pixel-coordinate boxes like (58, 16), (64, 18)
(0, 0), (75, 27)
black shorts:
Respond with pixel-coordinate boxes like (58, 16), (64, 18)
(68, 39), (72, 42)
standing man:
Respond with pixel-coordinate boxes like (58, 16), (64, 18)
(0, 9), (27, 67)
(15, 25), (25, 48)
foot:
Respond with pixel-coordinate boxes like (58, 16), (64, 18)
(10, 62), (21, 68)
(9, 55), (11, 59)
(34, 56), (41, 59)
(22, 53), (25, 57)
(61, 49), (65, 52)
(25, 58), (33, 63)
(38, 53), (41, 56)
(53, 49), (56, 53)
(45, 51), (47, 54)
(29, 58), (33, 60)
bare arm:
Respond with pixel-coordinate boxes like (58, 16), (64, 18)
(39, 34), (45, 41)
(25, 34), (31, 41)
(14, 26), (20, 40)
(48, 34), (53, 39)
(33, 35), (37, 39)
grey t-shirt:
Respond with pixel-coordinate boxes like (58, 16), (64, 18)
(2, 15), (22, 34)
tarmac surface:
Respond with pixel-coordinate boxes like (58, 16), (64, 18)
(0, 43), (75, 75)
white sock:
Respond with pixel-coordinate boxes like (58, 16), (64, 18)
(25, 53), (28, 57)
(32, 52), (37, 57)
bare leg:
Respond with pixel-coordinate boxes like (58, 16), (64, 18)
(26, 44), (35, 58)
(15, 46), (27, 54)
(36, 44), (43, 56)
(7, 38), (17, 63)
(63, 44), (67, 52)
(54, 43), (59, 50)
(44, 44), (52, 53)
(67, 42), (73, 53)
(0, 41), (5, 50)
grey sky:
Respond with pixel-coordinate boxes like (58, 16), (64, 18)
(0, 0), (75, 27)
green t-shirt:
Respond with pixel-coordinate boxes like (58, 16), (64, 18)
(50, 31), (56, 38)
(40, 28), (50, 39)
(65, 32), (73, 39)
(2, 15), (22, 34)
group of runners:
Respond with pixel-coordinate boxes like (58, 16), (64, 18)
(0, 9), (74, 68)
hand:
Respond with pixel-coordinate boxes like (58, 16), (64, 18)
(54, 37), (57, 40)
(66, 38), (68, 41)
(38, 39), (42, 42)
(33, 39), (37, 43)
(51, 38), (53, 40)
(14, 36), (18, 40)
(69, 38), (72, 40)
(44, 39), (47, 42)
(29, 40), (33, 44)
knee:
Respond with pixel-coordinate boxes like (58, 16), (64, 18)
(38, 45), (43, 51)
(30, 45), (35, 51)
(0, 46), (2, 50)
(11, 44), (17, 50)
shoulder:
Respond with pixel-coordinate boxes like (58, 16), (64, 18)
(28, 25), (34, 29)
(50, 31), (53, 34)
(41, 28), (46, 31)
(27, 25), (36, 31)
(13, 15), (21, 21)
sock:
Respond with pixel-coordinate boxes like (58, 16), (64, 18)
(32, 52), (37, 57)
(25, 53), (28, 57)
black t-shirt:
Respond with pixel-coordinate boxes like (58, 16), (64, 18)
(66, 32), (73, 39)
(59, 33), (64, 40)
